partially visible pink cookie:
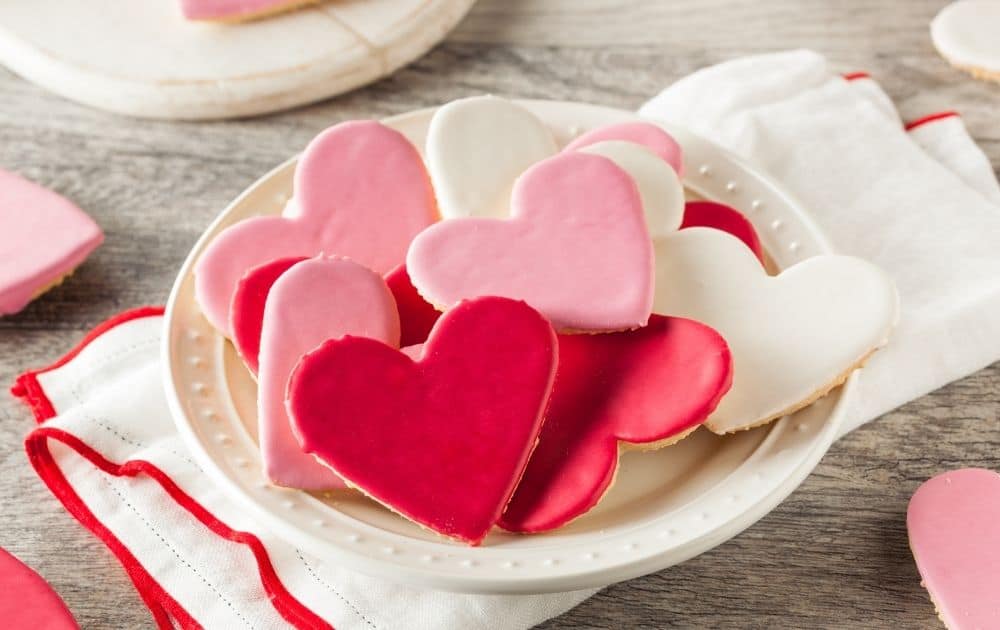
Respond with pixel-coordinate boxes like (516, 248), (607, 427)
(908, 468), (1000, 629)
(0, 547), (78, 629)
(0, 169), (103, 315)
(179, 0), (317, 22)
(564, 122), (684, 177)
(195, 120), (436, 337)
(257, 257), (400, 490)
(407, 152), (654, 332)
(231, 256), (308, 375)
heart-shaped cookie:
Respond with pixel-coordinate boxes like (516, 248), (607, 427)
(0, 547), (78, 630)
(195, 120), (436, 336)
(426, 95), (559, 220)
(230, 259), (439, 374)
(231, 256), (308, 375)
(258, 257), (400, 490)
(564, 121), (684, 177)
(287, 296), (557, 545)
(654, 228), (898, 433)
(179, 0), (315, 21)
(908, 468), (1000, 629)
(500, 315), (732, 533)
(408, 152), (655, 332)
(577, 141), (685, 240)
(0, 168), (103, 316)
(681, 200), (765, 264)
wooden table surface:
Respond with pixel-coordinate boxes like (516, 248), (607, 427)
(1, 1), (998, 627)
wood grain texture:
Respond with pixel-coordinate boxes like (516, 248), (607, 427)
(1, 0), (997, 627)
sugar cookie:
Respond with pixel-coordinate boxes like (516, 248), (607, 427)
(931, 0), (1000, 84)
(258, 257), (400, 490)
(577, 141), (685, 239)
(0, 169), (103, 316)
(500, 315), (732, 533)
(564, 121), (684, 177)
(653, 228), (898, 433)
(0, 547), (78, 630)
(908, 468), (1000, 630)
(195, 120), (436, 336)
(681, 200), (764, 264)
(180, 0), (318, 22)
(288, 297), (557, 545)
(426, 95), (558, 219)
(407, 152), (654, 332)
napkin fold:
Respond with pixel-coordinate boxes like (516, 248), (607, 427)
(12, 50), (1000, 628)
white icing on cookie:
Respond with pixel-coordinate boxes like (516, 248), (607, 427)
(932, 1), (1000, 78)
(653, 228), (898, 434)
(426, 95), (558, 219)
(578, 140), (684, 238)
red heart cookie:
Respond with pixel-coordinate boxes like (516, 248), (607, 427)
(195, 120), (437, 336)
(0, 547), (78, 629)
(407, 152), (654, 332)
(681, 200), (765, 264)
(500, 315), (732, 532)
(230, 259), (439, 374)
(287, 297), (558, 545)
(908, 468), (1000, 629)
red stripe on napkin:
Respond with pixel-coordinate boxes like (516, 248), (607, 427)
(904, 111), (960, 132)
(13, 307), (333, 630)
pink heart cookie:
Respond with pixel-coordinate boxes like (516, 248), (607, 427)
(564, 121), (684, 177)
(180, 0), (315, 21)
(195, 120), (436, 337)
(288, 297), (558, 545)
(500, 315), (732, 533)
(0, 169), (103, 316)
(908, 468), (1000, 629)
(0, 547), (78, 629)
(258, 257), (400, 490)
(407, 152), (654, 332)
(681, 200), (765, 264)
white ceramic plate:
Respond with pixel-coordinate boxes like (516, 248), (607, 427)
(164, 100), (851, 594)
(0, 0), (475, 120)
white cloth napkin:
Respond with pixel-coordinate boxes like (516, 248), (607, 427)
(641, 49), (1000, 436)
(12, 50), (1000, 628)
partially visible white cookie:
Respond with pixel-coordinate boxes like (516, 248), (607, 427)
(653, 228), (899, 434)
(931, 0), (1000, 83)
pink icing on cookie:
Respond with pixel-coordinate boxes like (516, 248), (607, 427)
(407, 152), (654, 332)
(384, 264), (442, 347)
(0, 169), (103, 315)
(681, 200), (765, 264)
(563, 122), (684, 177)
(500, 315), (732, 533)
(907, 468), (1000, 629)
(258, 257), (400, 490)
(180, 0), (305, 20)
(287, 297), (557, 545)
(231, 256), (308, 375)
(0, 547), (78, 629)
(195, 120), (436, 337)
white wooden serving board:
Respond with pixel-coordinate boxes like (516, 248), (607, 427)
(0, 0), (475, 119)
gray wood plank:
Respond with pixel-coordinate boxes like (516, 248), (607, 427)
(1, 0), (998, 627)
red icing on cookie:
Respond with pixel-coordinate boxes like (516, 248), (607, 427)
(288, 297), (558, 545)
(500, 315), (732, 533)
(0, 547), (78, 629)
(681, 201), (765, 264)
(230, 256), (308, 375)
(385, 264), (441, 347)
(230, 259), (440, 374)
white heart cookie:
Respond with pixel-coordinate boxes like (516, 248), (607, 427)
(653, 228), (898, 434)
(426, 95), (558, 219)
(579, 140), (684, 238)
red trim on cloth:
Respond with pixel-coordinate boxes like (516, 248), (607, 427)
(842, 71), (871, 81)
(10, 306), (165, 423)
(12, 307), (333, 630)
(904, 111), (960, 131)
